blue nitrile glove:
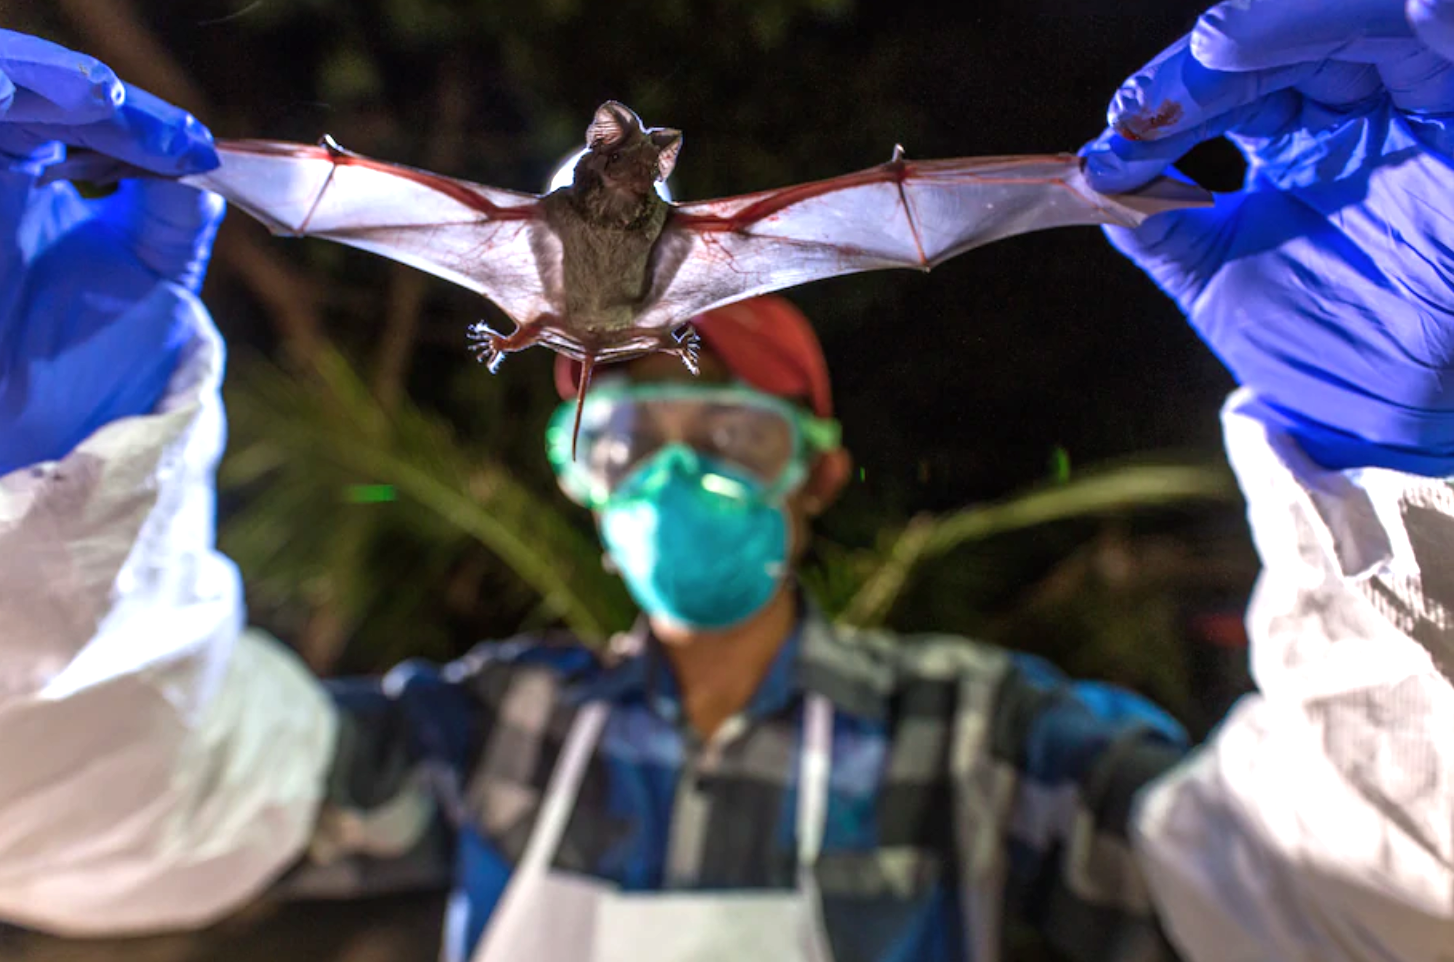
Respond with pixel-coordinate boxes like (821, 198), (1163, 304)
(1081, 0), (1454, 475)
(0, 30), (222, 477)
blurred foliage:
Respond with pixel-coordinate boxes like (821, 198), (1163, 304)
(219, 342), (1248, 726)
(219, 345), (635, 667)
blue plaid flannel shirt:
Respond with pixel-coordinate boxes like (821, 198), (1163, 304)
(286, 603), (1189, 962)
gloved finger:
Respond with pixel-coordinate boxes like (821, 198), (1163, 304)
(0, 86), (216, 175)
(1108, 35), (1318, 142)
(0, 71), (14, 115)
(1192, 0), (1420, 71)
(2, 87), (124, 125)
(0, 30), (123, 125)
(1081, 129), (1171, 196)
(1376, 47), (1454, 112)
(0, 172), (87, 253)
(1097, 191), (1240, 311)
(0, 281), (196, 475)
(1195, 0), (1454, 112)
(98, 179), (225, 291)
(1084, 89), (1301, 193)
(33, 149), (155, 187)
(0, 123), (54, 163)
(1110, 46), (1396, 147)
(1409, 0), (1454, 62)
(1295, 61), (1384, 109)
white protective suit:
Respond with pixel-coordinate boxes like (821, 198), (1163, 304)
(1, 304), (1452, 960)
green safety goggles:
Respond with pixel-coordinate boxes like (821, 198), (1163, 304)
(546, 381), (842, 510)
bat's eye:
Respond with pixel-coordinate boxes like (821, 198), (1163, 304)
(606, 152), (620, 166)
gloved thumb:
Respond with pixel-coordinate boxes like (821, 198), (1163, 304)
(1408, 0), (1454, 63)
(98, 179), (225, 292)
(1099, 192), (1239, 314)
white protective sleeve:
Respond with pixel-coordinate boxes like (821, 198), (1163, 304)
(1133, 389), (1454, 962)
(0, 285), (338, 936)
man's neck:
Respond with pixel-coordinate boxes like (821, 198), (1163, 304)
(652, 586), (799, 740)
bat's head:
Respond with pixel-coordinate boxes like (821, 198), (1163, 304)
(574, 101), (682, 197)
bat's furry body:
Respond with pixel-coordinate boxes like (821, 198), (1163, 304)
(538, 183), (672, 349)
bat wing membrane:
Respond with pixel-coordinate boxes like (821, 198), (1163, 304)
(183, 139), (563, 327)
(636, 154), (1209, 330)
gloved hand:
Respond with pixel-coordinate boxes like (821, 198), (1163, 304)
(0, 29), (222, 478)
(1081, 0), (1454, 475)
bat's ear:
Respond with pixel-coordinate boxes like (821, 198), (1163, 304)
(651, 129), (682, 181)
(587, 101), (641, 150)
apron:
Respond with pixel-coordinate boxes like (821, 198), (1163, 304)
(471, 694), (837, 962)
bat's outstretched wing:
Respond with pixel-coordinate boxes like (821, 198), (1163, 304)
(181, 138), (562, 327)
(635, 152), (1210, 330)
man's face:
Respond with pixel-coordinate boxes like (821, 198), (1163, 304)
(546, 347), (852, 634)
(603, 350), (851, 568)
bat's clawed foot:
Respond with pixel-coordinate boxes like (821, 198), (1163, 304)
(669, 326), (701, 376)
(468, 320), (545, 374)
(467, 322), (509, 374)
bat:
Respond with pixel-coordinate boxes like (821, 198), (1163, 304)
(58, 101), (1212, 449)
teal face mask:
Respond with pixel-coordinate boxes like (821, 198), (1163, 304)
(599, 444), (790, 630)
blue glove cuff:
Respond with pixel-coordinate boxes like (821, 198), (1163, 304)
(0, 283), (195, 477)
(1246, 397), (1454, 478)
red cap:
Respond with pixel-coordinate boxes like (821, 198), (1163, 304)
(553, 295), (833, 417)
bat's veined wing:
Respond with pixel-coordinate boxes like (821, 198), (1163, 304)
(634, 152), (1211, 330)
(180, 138), (563, 327)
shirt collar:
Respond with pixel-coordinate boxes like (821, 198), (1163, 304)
(567, 593), (894, 723)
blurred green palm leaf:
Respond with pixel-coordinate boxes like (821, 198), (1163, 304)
(823, 460), (1239, 628)
(221, 345), (1240, 689)
(220, 346), (635, 659)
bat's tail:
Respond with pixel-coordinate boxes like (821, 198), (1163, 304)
(571, 355), (597, 461)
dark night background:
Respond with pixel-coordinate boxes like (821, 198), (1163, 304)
(4, 1), (1258, 959)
